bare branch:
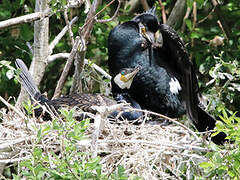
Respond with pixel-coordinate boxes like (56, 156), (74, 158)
(64, 10), (75, 46)
(49, 16), (78, 55)
(48, 53), (111, 80)
(53, 36), (81, 99)
(0, 96), (25, 119)
(26, 42), (33, 55)
(211, 0), (231, 40)
(192, 1), (197, 29)
(0, 9), (51, 30)
(159, 0), (167, 24)
(95, 0), (121, 23)
(85, 59), (111, 80)
(48, 53), (70, 62)
(217, 20), (228, 41)
(181, 7), (191, 33)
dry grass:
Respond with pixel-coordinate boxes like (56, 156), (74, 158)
(0, 102), (212, 179)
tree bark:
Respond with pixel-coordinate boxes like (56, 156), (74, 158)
(166, 0), (186, 28)
(16, 0), (49, 107)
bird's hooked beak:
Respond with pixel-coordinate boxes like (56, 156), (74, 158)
(139, 23), (162, 47)
(122, 66), (141, 82)
(114, 66), (141, 89)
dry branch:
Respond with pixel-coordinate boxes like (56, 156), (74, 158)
(53, 37), (81, 99)
(181, 7), (191, 32)
(211, 0), (231, 40)
(96, 0), (121, 23)
(48, 16), (78, 55)
(48, 53), (111, 80)
(159, 0), (167, 24)
(0, 9), (51, 29)
(64, 10), (75, 46)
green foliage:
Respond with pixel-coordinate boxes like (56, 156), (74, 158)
(199, 111), (240, 179)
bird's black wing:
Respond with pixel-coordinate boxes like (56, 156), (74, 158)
(158, 24), (199, 124)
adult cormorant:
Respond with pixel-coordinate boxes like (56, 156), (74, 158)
(108, 8), (226, 144)
(15, 59), (142, 121)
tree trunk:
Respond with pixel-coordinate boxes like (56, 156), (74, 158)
(167, 0), (186, 28)
(16, 0), (49, 107)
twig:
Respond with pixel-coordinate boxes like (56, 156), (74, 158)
(48, 16), (78, 55)
(81, 0), (116, 36)
(47, 53), (70, 62)
(84, 59), (111, 80)
(211, 0), (231, 39)
(125, 107), (201, 142)
(26, 42), (33, 55)
(158, 0), (167, 24)
(98, 139), (210, 152)
(53, 36), (81, 99)
(95, 0), (121, 23)
(0, 8), (51, 29)
(0, 96), (25, 119)
(47, 53), (112, 80)
(197, 7), (215, 24)
(0, 156), (31, 164)
(217, 20), (228, 41)
(181, 7), (191, 33)
(0, 136), (34, 151)
(192, 1), (197, 29)
(64, 10), (75, 46)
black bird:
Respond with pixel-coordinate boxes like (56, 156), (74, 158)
(15, 59), (142, 121)
(108, 8), (226, 144)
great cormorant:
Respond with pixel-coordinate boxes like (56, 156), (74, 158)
(108, 8), (226, 144)
(15, 59), (142, 121)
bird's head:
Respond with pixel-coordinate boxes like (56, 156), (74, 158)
(114, 66), (141, 89)
(132, 7), (160, 45)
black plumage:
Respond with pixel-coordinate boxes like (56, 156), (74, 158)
(15, 59), (142, 121)
(108, 8), (226, 144)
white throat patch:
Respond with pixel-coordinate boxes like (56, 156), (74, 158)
(169, 77), (181, 95)
(114, 74), (132, 89)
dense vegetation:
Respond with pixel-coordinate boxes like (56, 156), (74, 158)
(0, 0), (240, 179)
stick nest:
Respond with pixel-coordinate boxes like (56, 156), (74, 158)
(0, 106), (210, 179)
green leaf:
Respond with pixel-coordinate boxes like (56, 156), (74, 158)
(191, 31), (201, 39)
(187, 0), (193, 8)
(185, 19), (192, 31)
(199, 162), (214, 168)
(20, 0), (25, 5)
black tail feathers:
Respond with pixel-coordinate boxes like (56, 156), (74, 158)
(15, 59), (48, 103)
(195, 106), (226, 145)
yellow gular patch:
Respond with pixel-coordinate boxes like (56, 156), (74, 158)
(141, 27), (146, 34)
(120, 75), (127, 82)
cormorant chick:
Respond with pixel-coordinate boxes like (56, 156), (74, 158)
(15, 59), (142, 121)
